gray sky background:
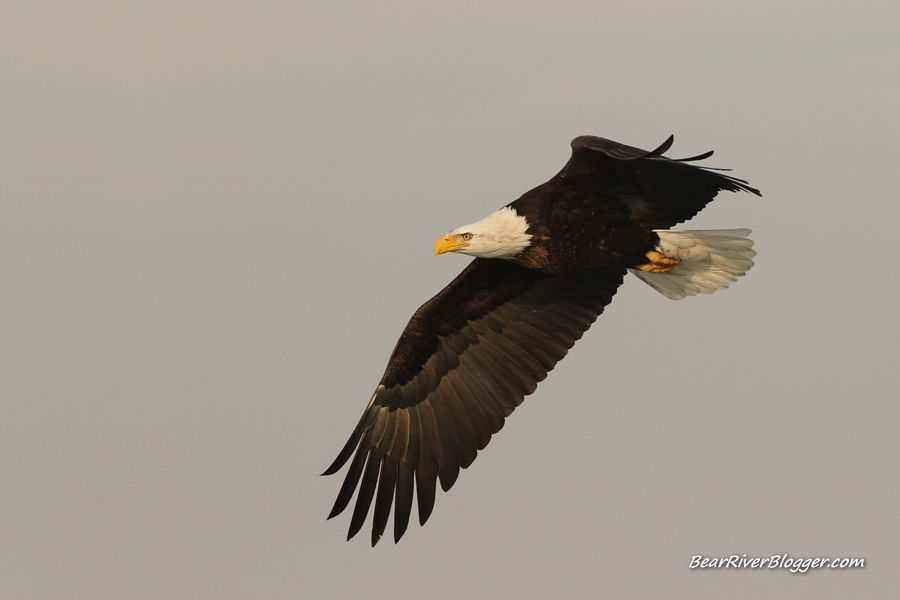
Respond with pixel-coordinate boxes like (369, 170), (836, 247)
(2, 1), (898, 598)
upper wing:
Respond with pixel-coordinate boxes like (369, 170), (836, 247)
(545, 135), (760, 229)
(323, 258), (624, 545)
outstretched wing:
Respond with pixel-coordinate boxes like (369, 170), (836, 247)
(546, 135), (760, 229)
(323, 258), (624, 545)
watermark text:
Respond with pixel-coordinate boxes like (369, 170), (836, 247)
(689, 554), (864, 574)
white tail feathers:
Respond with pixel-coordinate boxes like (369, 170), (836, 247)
(629, 229), (756, 300)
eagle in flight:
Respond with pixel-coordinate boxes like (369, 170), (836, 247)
(323, 135), (759, 545)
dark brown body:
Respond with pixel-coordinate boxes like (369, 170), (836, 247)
(511, 174), (660, 272)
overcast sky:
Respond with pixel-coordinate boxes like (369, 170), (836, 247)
(2, 1), (898, 598)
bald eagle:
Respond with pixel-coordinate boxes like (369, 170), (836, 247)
(323, 135), (760, 545)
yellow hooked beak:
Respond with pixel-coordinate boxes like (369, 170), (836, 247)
(434, 233), (470, 256)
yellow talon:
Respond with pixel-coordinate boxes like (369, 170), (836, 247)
(636, 250), (680, 273)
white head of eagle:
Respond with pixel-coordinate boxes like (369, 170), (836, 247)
(434, 206), (533, 260)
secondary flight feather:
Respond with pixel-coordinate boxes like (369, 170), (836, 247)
(323, 135), (760, 545)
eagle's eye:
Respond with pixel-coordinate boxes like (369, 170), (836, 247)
(461, 233), (473, 241)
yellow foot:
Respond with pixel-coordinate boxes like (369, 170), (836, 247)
(636, 250), (680, 273)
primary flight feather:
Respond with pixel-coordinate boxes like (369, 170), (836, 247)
(323, 135), (760, 545)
